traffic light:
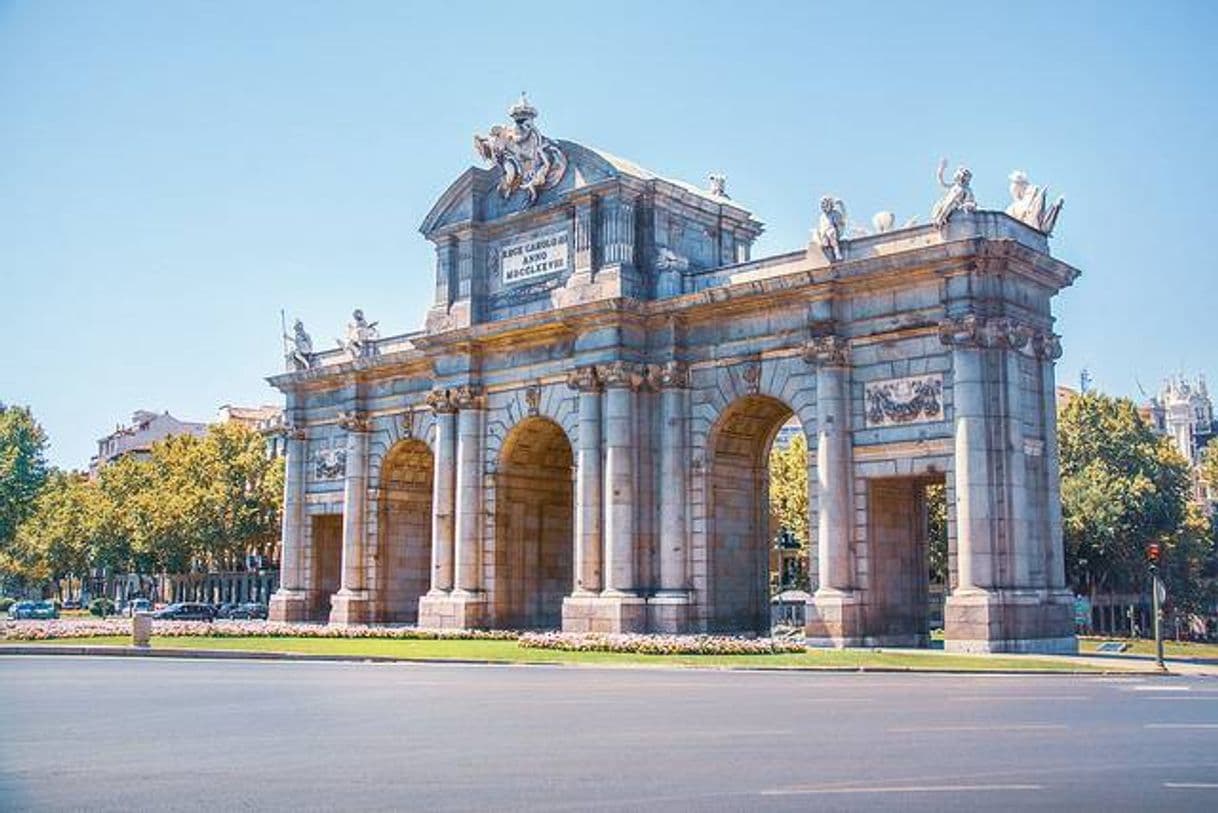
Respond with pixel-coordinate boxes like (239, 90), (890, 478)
(1147, 542), (1161, 566)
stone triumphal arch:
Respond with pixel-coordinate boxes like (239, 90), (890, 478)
(269, 97), (1080, 653)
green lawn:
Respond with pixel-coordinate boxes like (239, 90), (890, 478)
(1, 635), (1120, 671)
(1080, 636), (1218, 661)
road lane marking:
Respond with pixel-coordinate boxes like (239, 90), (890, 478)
(761, 783), (1043, 796)
(1127, 685), (1191, 692)
(1146, 724), (1218, 729)
(952, 695), (1090, 702)
(1164, 782), (1218, 789)
(888, 724), (1067, 733)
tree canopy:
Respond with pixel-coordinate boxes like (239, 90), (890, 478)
(0, 403), (49, 552)
(1059, 391), (1193, 596)
(5, 421), (283, 597)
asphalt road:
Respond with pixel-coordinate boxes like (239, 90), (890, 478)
(2, 657), (1218, 811)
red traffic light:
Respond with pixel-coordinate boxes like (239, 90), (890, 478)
(1147, 542), (1161, 563)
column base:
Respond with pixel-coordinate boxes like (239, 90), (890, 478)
(944, 588), (1078, 654)
(805, 589), (864, 647)
(561, 593), (648, 633)
(646, 592), (692, 633)
(328, 589), (374, 626)
(418, 591), (486, 630)
(268, 589), (310, 623)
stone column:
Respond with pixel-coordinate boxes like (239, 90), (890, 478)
(804, 335), (861, 646)
(567, 367), (603, 595)
(600, 361), (641, 595)
(427, 390), (457, 594)
(330, 411), (372, 625)
(269, 420), (309, 622)
(452, 386), (484, 597)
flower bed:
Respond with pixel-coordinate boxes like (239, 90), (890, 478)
(0, 619), (518, 642)
(518, 632), (806, 655)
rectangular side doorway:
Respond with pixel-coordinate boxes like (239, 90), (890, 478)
(865, 476), (946, 647)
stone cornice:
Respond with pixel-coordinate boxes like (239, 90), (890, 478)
(938, 314), (1057, 356)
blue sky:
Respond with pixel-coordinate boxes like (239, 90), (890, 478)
(2, 1), (1216, 469)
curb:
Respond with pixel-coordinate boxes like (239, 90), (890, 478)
(0, 644), (1172, 675)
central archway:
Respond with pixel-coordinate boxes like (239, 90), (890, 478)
(706, 394), (800, 633)
(377, 439), (433, 623)
(494, 417), (574, 629)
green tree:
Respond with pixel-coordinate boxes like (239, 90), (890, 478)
(0, 403), (49, 551)
(769, 431), (809, 547)
(1059, 392), (1192, 600)
(12, 471), (97, 599)
(926, 483), (948, 585)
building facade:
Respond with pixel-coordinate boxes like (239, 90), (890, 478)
(269, 100), (1080, 653)
(90, 410), (208, 478)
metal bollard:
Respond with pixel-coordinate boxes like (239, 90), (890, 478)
(132, 612), (152, 648)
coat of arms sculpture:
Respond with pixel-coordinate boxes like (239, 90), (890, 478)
(474, 94), (568, 206)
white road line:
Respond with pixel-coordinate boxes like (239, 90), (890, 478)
(952, 695), (1090, 702)
(1143, 696), (1218, 701)
(888, 724), (1067, 733)
(1146, 723), (1218, 729)
(1164, 782), (1218, 789)
(1127, 685), (1191, 692)
(761, 783), (1043, 796)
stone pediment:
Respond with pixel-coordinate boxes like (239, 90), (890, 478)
(419, 140), (757, 241)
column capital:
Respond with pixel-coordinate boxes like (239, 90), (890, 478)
(1032, 331), (1063, 361)
(939, 314), (1038, 351)
(277, 421), (307, 441)
(648, 360), (690, 389)
(566, 365), (602, 393)
(452, 384), (485, 410)
(597, 361), (647, 390)
(803, 335), (850, 367)
(337, 410), (371, 433)
(426, 388), (458, 414)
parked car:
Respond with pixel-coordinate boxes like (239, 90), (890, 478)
(227, 602), (268, 620)
(61, 599), (82, 610)
(214, 603), (238, 619)
(122, 598), (154, 617)
(153, 602), (215, 621)
(8, 600), (58, 620)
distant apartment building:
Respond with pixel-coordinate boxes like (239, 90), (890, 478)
(89, 410), (208, 478)
(218, 403), (287, 457)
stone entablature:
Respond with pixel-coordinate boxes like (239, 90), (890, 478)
(268, 103), (1080, 654)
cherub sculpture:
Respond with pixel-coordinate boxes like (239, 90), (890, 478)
(930, 158), (977, 229)
(815, 195), (848, 261)
(1006, 170), (1065, 235)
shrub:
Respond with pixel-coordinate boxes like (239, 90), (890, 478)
(88, 598), (115, 617)
(0, 597), (14, 613)
(518, 632), (806, 655)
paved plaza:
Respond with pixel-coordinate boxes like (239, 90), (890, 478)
(2, 656), (1217, 811)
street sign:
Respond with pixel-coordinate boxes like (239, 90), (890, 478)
(1156, 580), (1166, 604)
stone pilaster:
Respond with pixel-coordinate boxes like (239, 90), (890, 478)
(330, 411), (373, 625)
(650, 361), (692, 632)
(269, 422), (309, 622)
(803, 335), (862, 646)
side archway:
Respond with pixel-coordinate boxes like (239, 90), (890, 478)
(493, 417), (574, 629)
(705, 394), (801, 633)
(376, 438), (433, 623)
